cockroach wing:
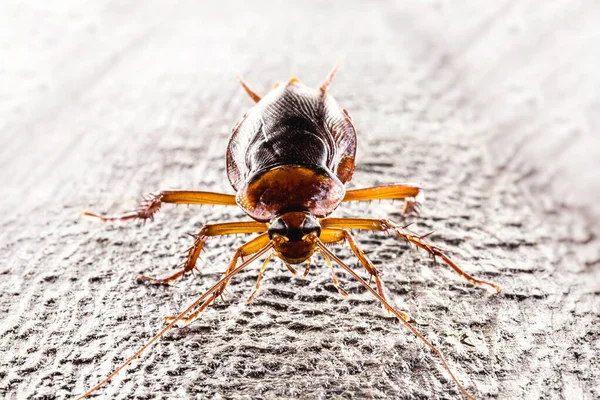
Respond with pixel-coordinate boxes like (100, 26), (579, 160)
(324, 97), (357, 184)
(226, 83), (357, 191)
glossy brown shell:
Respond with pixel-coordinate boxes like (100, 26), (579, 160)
(226, 81), (357, 192)
(236, 165), (346, 221)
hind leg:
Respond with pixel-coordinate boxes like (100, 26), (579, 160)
(343, 184), (423, 215)
(82, 190), (238, 223)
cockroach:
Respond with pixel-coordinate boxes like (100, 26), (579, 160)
(79, 65), (500, 399)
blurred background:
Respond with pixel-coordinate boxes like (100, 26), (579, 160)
(0, 1), (598, 399)
(2, 0), (600, 226)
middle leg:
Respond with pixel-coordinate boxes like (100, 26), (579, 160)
(321, 218), (501, 293)
(164, 232), (271, 325)
(137, 221), (267, 285)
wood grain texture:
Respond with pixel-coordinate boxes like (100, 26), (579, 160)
(1, 1), (598, 399)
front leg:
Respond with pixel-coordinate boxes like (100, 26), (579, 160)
(343, 184), (423, 215)
(137, 221), (267, 285)
(321, 218), (501, 293)
(81, 190), (238, 223)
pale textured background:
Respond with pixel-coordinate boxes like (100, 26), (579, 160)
(1, 1), (599, 399)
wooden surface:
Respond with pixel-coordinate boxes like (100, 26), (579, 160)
(1, 1), (599, 399)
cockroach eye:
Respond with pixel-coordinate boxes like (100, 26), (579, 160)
(302, 216), (321, 237)
(268, 217), (288, 239)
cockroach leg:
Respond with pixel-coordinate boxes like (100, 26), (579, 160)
(315, 239), (476, 400)
(137, 221), (267, 285)
(246, 252), (274, 304)
(389, 222), (501, 293)
(237, 74), (261, 103)
(321, 218), (501, 293)
(316, 248), (348, 297)
(136, 233), (205, 285)
(81, 190), (238, 223)
(163, 233), (271, 325)
(320, 228), (411, 321)
(137, 268), (188, 285)
(77, 240), (274, 400)
(343, 184), (421, 202)
(342, 184), (423, 216)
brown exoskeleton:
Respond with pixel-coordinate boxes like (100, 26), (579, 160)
(79, 65), (500, 399)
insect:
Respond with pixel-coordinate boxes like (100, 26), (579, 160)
(79, 65), (500, 399)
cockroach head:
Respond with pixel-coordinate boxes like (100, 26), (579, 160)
(268, 212), (321, 241)
(268, 212), (321, 264)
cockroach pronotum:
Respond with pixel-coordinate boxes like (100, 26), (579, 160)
(79, 64), (501, 399)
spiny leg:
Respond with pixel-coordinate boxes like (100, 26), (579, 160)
(315, 239), (476, 400)
(237, 74), (261, 103)
(77, 240), (273, 400)
(137, 221), (267, 285)
(343, 184), (423, 215)
(321, 218), (501, 293)
(386, 222), (501, 292)
(320, 228), (411, 321)
(81, 190), (238, 223)
(164, 233), (271, 325)
(246, 253), (274, 304)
